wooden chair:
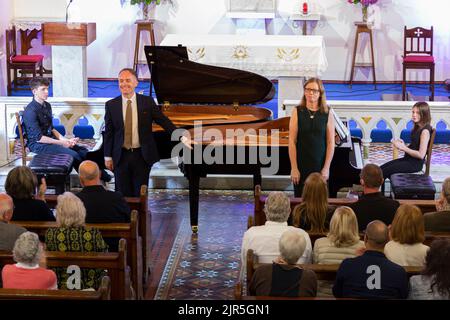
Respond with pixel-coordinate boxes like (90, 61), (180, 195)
(0, 239), (133, 300)
(0, 276), (110, 300)
(11, 210), (143, 300)
(5, 26), (44, 95)
(390, 128), (437, 200)
(402, 26), (435, 101)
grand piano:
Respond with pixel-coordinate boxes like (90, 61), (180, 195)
(90, 45), (363, 233)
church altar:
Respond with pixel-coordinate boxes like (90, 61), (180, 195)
(160, 34), (328, 116)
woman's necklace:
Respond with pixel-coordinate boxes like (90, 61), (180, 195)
(306, 108), (318, 119)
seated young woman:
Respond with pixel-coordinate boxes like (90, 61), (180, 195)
(381, 101), (432, 182)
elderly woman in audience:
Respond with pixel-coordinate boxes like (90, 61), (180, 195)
(45, 192), (108, 290)
(5, 166), (55, 221)
(385, 204), (429, 266)
(408, 239), (450, 300)
(292, 172), (334, 232)
(241, 191), (312, 279)
(313, 206), (364, 296)
(249, 229), (317, 297)
(2, 232), (57, 290)
(423, 177), (450, 232)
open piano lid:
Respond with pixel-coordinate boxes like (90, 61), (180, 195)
(144, 45), (275, 105)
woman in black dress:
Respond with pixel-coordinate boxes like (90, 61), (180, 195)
(380, 101), (432, 181)
(289, 78), (335, 197)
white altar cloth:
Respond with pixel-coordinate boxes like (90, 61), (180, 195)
(160, 34), (327, 78)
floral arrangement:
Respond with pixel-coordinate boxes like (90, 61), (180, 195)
(347, 0), (378, 5)
(347, 0), (378, 21)
(130, 0), (162, 5)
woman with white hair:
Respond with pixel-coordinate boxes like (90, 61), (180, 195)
(249, 229), (317, 297)
(2, 232), (57, 289)
(423, 177), (450, 232)
(241, 191), (312, 280)
(45, 192), (108, 290)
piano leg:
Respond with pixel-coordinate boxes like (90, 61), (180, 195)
(188, 173), (200, 233)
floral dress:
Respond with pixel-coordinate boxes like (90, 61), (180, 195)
(45, 226), (108, 290)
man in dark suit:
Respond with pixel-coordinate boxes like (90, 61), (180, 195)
(104, 68), (189, 196)
(349, 164), (399, 231)
(76, 160), (130, 251)
(76, 160), (130, 224)
(333, 220), (409, 299)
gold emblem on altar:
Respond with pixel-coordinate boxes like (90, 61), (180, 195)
(187, 47), (205, 61)
(277, 48), (300, 62)
(232, 45), (249, 60)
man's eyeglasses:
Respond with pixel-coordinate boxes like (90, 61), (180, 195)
(304, 88), (320, 94)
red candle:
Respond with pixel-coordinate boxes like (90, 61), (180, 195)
(302, 2), (308, 15)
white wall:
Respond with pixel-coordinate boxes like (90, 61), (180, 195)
(8, 0), (450, 81)
(0, 0), (14, 96)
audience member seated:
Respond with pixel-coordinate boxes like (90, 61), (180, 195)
(0, 193), (27, 251)
(333, 220), (409, 299)
(423, 177), (450, 232)
(241, 192), (312, 279)
(2, 232), (57, 290)
(313, 206), (365, 296)
(291, 173), (334, 232)
(385, 204), (429, 267)
(45, 192), (108, 290)
(76, 160), (131, 251)
(349, 164), (399, 231)
(249, 230), (317, 297)
(5, 166), (55, 221)
(408, 239), (450, 300)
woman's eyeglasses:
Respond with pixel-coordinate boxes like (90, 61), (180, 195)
(304, 88), (320, 94)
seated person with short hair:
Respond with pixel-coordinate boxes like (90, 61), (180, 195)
(76, 160), (130, 251)
(333, 220), (409, 299)
(241, 192), (312, 279)
(2, 232), (57, 290)
(349, 164), (399, 231)
(0, 193), (27, 251)
(45, 192), (108, 290)
(249, 229), (317, 297)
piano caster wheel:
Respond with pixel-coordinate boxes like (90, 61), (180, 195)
(191, 225), (198, 233)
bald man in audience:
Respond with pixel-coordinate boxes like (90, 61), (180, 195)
(76, 161), (130, 250)
(333, 220), (409, 299)
(0, 193), (27, 251)
(349, 164), (399, 231)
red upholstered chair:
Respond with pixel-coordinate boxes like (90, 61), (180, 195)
(402, 26), (435, 101)
(5, 26), (44, 95)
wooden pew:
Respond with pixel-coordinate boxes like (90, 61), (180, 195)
(44, 184), (151, 287)
(0, 239), (132, 300)
(242, 249), (422, 298)
(254, 185), (437, 226)
(0, 276), (111, 300)
(11, 210), (143, 300)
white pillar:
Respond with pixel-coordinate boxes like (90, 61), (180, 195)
(52, 46), (88, 97)
(277, 77), (304, 118)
